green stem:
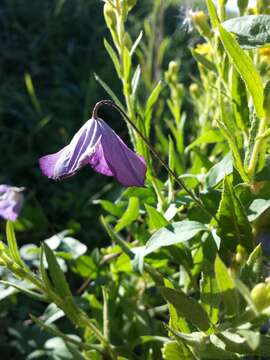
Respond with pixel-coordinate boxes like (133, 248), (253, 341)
(102, 286), (110, 341)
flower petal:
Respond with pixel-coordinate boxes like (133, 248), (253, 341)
(39, 148), (67, 179)
(88, 141), (114, 177)
(97, 119), (147, 187)
(0, 185), (24, 221)
(39, 119), (101, 180)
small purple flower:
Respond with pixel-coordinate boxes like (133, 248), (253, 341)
(0, 185), (25, 221)
(39, 117), (147, 187)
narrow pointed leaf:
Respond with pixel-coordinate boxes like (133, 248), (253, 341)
(218, 25), (264, 118)
(43, 243), (73, 299)
(115, 197), (139, 232)
(217, 177), (254, 252)
(145, 204), (169, 232)
(145, 81), (162, 136)
(6, 221), (27, 270)
(206, 0), (219, 28)
(215, 255), (238, 316)
(159, 287), (211, 331)
(104, 39), (122, 78)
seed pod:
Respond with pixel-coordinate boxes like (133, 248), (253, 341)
(251, 283), (269, 310)
(189, 83), (200, 98)
(104, 2), (117, 30)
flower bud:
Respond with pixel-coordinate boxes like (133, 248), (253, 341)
(189, 83), (200, 98)
(190, 11), (212, 40)
(126, 0), (137, 11)
(235, 245), (247, 265)
(104, 2), (117, 29)
(251, 283), (269, 310)
(237, 0), (249, 14)
(247, 7), (257, 15)
(169, 61), (179, 75)
(165, 61), (180, 84)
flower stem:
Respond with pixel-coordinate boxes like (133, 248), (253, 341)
(92, 100), (217, 221)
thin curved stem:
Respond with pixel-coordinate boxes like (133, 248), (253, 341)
(92, 100), (217, 221)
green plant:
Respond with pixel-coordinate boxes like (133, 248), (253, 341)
(3, 0), (270, 359)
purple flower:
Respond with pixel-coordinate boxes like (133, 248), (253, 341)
(0, 185), (25, 221)
(39, 117), (147, 187)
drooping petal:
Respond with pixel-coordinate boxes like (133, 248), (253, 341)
(39, 148), (67, 179)
(39, 119), (101, 180)
(92, 119), (147, 187)
(0, 185), (25, 221)
(88, 141), (113, 177)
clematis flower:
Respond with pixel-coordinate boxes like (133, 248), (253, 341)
(39, 117), (147, 187)
(0, 185), (25, 221)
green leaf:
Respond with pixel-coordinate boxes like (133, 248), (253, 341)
(170, 331), (240, 359)
(95, 199), (125, 217)
(115, 197), (139, 232)
(241, 244), (262, 284)
(205, 153), (233, 189)
(234, 279), (258, 314)
(58, 237), (87, 260)
(206, 0), (219, 28)
(162, 341), (195, 360)
(145, 204), (169, 232)
(145, 81), (162, 137)
(160, 287), (211, 331)
(248, 198), (270, 222)
(217, 176), (254, 252)
(223, 15), (270, 49)
(0, 280), (47, 302)
(6, 221), (27, 270)
(101, 216), (134, 259)
(244, 110), (260, 170)
(164, 279), (190, 334)
(200, 266), (220, 324)
(104, 39), (122, 78)
(231, 67), (249, 132)
(218, 24), (264, 118)
(130, 30), (143, 56)
(217, 92), (248, 182)
(186, 129), (224, 152)
(191, 49), (217, 73)
(131, 65), (141, 101)
(134, 220), (208, 269)
(215, 255), (238, 316)
(25, 73), (42, 115)
(123, 46), (131, 81)
(94, 73), (124, 111)
(43, 243), (73, 299)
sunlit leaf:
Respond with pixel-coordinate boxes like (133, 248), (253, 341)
(115, 197), (140, 232)
(215, 255), (238, 316)
(223, 15), (270, 49)
(160, 287), (211, 331)
(217, 177), (254, 252)
(218, 25), (264, 118)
